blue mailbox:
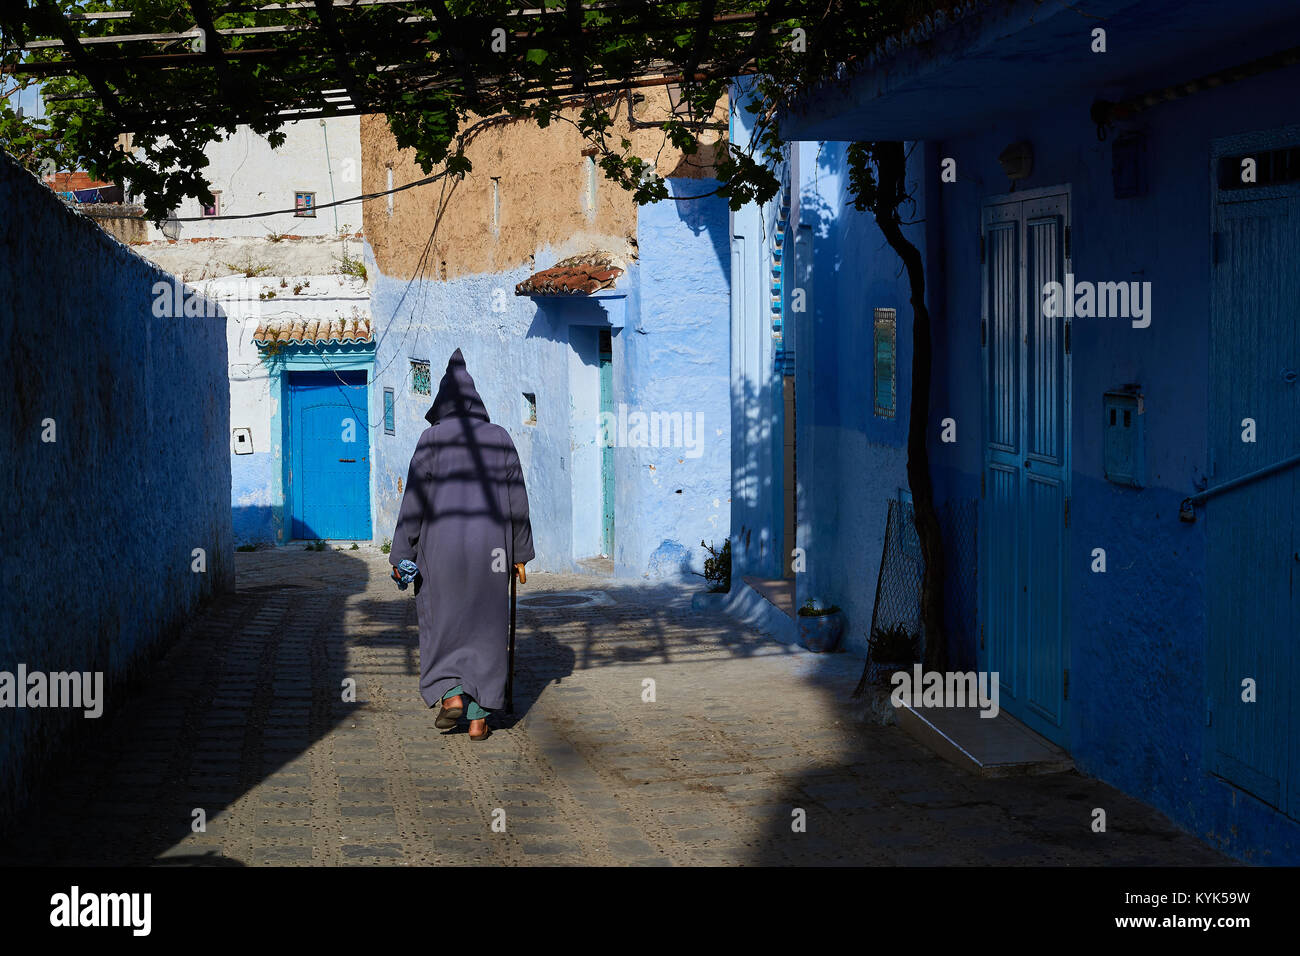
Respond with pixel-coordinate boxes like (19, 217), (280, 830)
(1103, 388), (1145, 488)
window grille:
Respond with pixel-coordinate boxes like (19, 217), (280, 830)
(410, 360), (431, 396)
(873, 308), (897, 418)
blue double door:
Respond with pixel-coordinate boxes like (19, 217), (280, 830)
(1207, 136), (1300, 816)
(287, 369), (372, 540)
(981, 190), (1071, 745)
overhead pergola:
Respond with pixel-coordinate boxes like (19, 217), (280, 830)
(1, 1), (933, 220)
(2, 1), (780, 130)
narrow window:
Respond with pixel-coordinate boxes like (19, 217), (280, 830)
(201, 191), (221, 217)
(383, 388), (396, 435)
(873, 307), (897, 418)
(294, 191), (316, 217)
(522, 392), (537, 426)
(490, 177), (500, 234)
(386, 167), (394, 217)
(410, 359), (431, 396)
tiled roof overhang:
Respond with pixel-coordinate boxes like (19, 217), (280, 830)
(253, 316), (373, 346)
(515, 252), (626, 296)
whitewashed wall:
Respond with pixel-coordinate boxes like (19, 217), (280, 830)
(141, 116), (363, 241)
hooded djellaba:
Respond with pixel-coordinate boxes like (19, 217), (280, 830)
(390, 349), (534, 734)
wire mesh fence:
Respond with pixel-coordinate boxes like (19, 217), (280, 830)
(854, 495), (979, 695)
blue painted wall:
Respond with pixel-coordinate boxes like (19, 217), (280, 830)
(729, 83), (916, 652)
(728, 82), (787, 585)
(773, 19), (1300, 861)
(367, 178), (731, 579)
(627, 177), (732, 578)
(231, 450), (274, 543)
(920, 70), (1300, 862)
(0, 155), (234, 818)
(793, 141), (917, 654)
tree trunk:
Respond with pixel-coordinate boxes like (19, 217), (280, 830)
(870, 143), (949, 674)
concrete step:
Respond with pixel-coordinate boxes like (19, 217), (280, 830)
(896, 698), (1074, 778)
(742, 575), (794, 619)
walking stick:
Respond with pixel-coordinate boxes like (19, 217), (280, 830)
(505, 566), (517, 714)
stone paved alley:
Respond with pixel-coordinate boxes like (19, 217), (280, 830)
(3, 548), (1229, 866)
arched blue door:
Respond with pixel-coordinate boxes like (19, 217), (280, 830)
(288, 369), (372, 540)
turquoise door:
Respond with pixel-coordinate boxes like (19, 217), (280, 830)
(288, 370), (372, 540)
(599, 329), (615, 556)
(981, 190), (1071, 745)
(1207, 131), (1300, 815)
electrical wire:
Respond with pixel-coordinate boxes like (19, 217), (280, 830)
(80, 169), (449, 222)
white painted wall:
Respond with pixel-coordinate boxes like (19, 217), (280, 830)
(140, 116), (363, 241)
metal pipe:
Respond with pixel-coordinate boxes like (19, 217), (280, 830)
(1180, 451), (1300, 521)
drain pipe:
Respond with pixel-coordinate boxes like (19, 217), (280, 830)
(320, 118), (340, 234)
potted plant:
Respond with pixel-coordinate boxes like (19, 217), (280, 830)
(690, 539), (732, 611)
(694, 539), (731, 594)
(866, 623), (920, 685)
(797, 598), (845, 652)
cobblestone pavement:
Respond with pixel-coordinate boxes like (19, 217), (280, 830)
(3, 547), (1230, 866)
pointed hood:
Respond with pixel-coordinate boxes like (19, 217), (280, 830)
(425, 348), (491, 425)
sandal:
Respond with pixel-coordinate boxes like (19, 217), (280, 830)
(469, 724), (492, 741)
(435, 704), (464, 729)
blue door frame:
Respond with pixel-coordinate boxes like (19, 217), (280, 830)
(286, 368), (372, 540)
(981, 186), (1072, 746)
(599, 328), (615, 557)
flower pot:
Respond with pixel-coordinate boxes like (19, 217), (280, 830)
(798, 610), (845, 653)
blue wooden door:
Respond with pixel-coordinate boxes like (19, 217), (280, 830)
(1207, 187), (1298, 814)
(599, 329), (615, 557)
(982, 191), (1071, 745)
(288, 369), (372, 540)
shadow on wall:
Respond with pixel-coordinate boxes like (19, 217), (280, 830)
(667, 177), (730, 277)
(0, 153), (234, 828)
(233, 505), (276, 546)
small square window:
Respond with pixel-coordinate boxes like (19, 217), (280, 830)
(201, 191), (221, 217)
(410, 360), (430, 396)
(522, 392), (537, 426)
(383, 388), (395, 435)
(295, 191), (316, 217)
(873, 307), (897, 418)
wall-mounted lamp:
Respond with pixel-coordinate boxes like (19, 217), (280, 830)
(998, 140), (1034, 181)
(626, 85), (727, 131)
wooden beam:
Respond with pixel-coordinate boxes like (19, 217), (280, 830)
(313, 0), (366, 112)
(33, 0), (125, 119)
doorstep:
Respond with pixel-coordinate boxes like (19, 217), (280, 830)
(896, 698), (1075, 778)
(694, 575), (797, 645)
(742, 576), (795, 618)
